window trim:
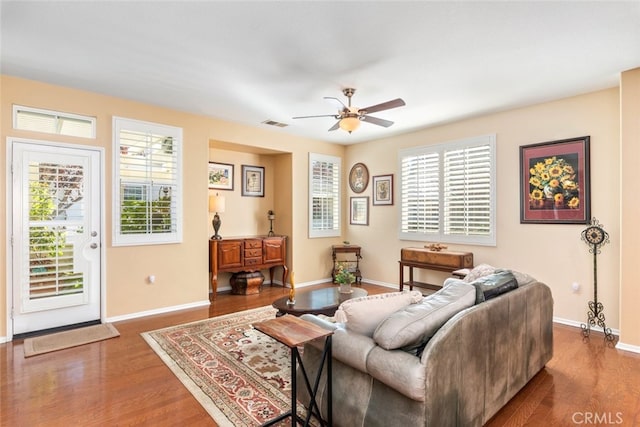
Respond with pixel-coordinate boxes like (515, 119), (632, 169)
(112, 117), (183, 246)
(308, 152), (341, 238)
(398, 134), (496, 246)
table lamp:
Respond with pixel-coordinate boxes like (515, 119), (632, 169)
(268, 210), (275, 236)
(209, 193), (226, 240)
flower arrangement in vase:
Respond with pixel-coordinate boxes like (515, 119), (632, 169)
(334, 262), (355, 294)
(528, 155), (580, 209)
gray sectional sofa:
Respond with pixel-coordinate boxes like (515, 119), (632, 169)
(298, 273), (553, 427)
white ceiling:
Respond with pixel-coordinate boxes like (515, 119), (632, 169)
(2, 1), (639, 144)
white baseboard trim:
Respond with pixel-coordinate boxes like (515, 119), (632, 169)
(295, 278), (333, 288)
(615, 341), (640, 354)
(105, 299), (210, 323)
(362, 278), (398, 289)
(268, 278), (329, 289)
(0, 336), (8, 344)
(553, 316), (620, 336)
(553, 317), (640, 354)
(268, 278), (398, 290)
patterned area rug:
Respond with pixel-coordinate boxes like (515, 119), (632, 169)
(142, 306), (316, 427)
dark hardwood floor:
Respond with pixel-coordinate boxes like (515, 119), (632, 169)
(2, 283), (639, 426)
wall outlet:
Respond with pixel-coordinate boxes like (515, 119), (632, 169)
(148, 275), (156, 284)
(572, 282), (580, 292)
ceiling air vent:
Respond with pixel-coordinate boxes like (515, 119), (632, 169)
(262, 120), (288, 128)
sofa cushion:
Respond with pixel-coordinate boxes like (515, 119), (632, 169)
(366, 346), (428, 402)
(373, 281), (476, 353)
(471, 270), (518, 303)
(334, 290), (423, 337)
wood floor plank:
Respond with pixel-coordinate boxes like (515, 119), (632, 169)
(2, 283), (640, 426)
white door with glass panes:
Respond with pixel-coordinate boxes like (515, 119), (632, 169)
(10, 140), (102, 335)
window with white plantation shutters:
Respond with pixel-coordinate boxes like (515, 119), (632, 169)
(400, 152), (440, 235)
(399, 135), (496, 246)
(113, 117), (182, 246)
(309, 153), (341, 238)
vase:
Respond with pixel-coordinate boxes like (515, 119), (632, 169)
(339, 282), (353, 294)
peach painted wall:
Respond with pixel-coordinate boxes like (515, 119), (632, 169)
(345, 88), (622, 330)
(620, 68), (640, 348)
(0, 75), (342, 339)
(2, 73), (637, 347)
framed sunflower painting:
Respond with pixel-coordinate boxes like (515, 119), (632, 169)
(520, 136), (590, 224)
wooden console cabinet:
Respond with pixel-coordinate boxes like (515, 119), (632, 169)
(399, 247), (473, 291)
(209, 236), (288, 299)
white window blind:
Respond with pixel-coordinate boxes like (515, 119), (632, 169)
(113, 117), (182, 246)
(399, 135), (496, 246)
(309, 153), (341, 238)
(13, 105), (96, 138)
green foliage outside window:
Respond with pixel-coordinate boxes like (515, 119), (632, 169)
(120, 197), (172, 234)
(29, 181), (64, 263)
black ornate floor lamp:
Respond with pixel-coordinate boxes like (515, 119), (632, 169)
(580, 217), (614, 341)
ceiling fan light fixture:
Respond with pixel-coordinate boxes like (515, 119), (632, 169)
(293, 88), (405, 134)
(339, 116), (360, 133)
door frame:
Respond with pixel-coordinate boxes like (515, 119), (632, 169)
(5, 137), (106, 341)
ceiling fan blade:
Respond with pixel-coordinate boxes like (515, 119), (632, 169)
(361, 98), (405, 114)
(362, 115), (394, 128)
(324, 96), (348, 110)
(328, 121), (340, 131)
(292, 114), (338, 119)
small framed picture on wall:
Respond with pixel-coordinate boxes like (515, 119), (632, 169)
(372, 174), (393, 205)
(350, 196), (369, 225)
(242, 165), (264, 197)
(208, 162), (234, 190)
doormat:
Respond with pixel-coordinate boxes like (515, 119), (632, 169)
(23, 323), (120, 357)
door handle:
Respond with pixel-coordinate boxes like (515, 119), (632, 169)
(90, 243), (98, 249)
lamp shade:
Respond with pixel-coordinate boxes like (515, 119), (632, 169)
(209, 194), (226, 213)
(339, 116), (360, 133)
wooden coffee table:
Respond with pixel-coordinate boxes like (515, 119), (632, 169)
(272, 287), (368, 317)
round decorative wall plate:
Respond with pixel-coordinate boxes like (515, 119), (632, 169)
(349, 163), (369, 193)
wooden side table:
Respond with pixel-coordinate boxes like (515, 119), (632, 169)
(331, 244), (362, 284)
(253, 315), (333, 426)
(399, 248), (473, 291)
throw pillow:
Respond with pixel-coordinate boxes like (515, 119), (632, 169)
(462, 263), (496, 283)
(505, 269), (536, 286)
(333, 290), (423, 337)
(373, 281), (476, 353)
(471, 270), (518, 303)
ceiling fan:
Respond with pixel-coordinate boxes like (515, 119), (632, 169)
(293, 88), (406, 133)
